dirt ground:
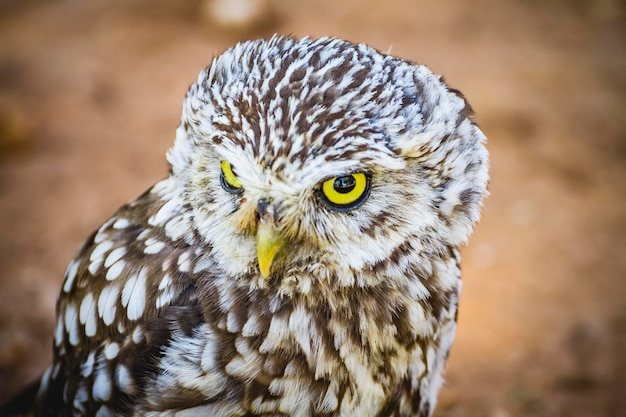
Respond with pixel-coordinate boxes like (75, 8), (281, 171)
(0, 0), (624, 416)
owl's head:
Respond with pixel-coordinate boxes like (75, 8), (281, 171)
(166, 36), (488, 291)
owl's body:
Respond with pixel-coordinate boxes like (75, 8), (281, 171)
(30, 36), (488, 417)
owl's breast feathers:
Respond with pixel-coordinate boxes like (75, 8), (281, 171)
(34, 181), (461, 417)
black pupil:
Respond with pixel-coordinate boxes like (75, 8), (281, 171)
(333, 176), (356, 194)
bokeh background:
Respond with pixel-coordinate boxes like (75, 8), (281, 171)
(0, 0), (624, 416)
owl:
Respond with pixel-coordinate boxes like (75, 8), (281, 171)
(11, 35), (489, 417)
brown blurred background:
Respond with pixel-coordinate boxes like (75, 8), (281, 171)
(0, 0), (625, 416)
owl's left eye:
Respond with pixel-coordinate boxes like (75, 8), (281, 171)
(220, 160), (243, 193)
(320, 173), (371, 211)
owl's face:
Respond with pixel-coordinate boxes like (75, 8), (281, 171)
(166, 37), (488, 291)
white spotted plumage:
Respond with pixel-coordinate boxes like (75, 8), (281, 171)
(26, 35), (488, 417)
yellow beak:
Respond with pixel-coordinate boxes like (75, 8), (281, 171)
(256, 220), (284, 278)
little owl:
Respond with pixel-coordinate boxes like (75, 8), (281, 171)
(8, 35), (489, 417)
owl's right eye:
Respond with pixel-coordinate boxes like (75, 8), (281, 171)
(220, 160), (243, 193)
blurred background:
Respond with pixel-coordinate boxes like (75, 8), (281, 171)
(0, 0), (624, 416)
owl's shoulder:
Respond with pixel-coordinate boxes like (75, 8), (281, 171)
(57, 179), (197, 332)
(38, 181), (207, 415)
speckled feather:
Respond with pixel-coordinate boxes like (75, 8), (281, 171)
(33, 35), (488, 417)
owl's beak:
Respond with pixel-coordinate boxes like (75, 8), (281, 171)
(256, 199), (284, 278)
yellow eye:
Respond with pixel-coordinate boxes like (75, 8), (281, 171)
(220, 160), (243, 193)
(320, 173), (370, 211)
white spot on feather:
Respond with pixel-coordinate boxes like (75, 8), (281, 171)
(162, 257), (172, 271)
(226, 311), (241, 333)
(113, 218), (131, 229)
(122, 267), (147, 320)
(158, 273), (171, 290)
(62, 260), (80, 293)
(81, 351), (96, 377)
(93, 231), (108, 244)
(144, 238), (166, 254)
(201, 337), (218, 372)
(156, 286), (176, 309)
(132, 326), (144, 344)
(149, 199), (178, 226)
(104, 247), (126, 268)
(88, 258), (103, 275)
(242, 310), (262, 337)
(164, 215), (189, 241)
(98, 284), (119, 326)
(52, 362), (61, 378)
(105, 260), (125, 281)
(115, 364), (135, 394)
(178, 250), (192, 272)
(73, 385), (88, 414)
(64, 304), (79, 346)
(93, 365), (112, 401)
(79, 293), (97, 337)
(259, 313), (290, 353)
(90, 240), (114, 262)
(37, 366), (52, 397)
(104, 342), (120, 360)
(137, 229), (151, 240)
(54, 316), (65, 347)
